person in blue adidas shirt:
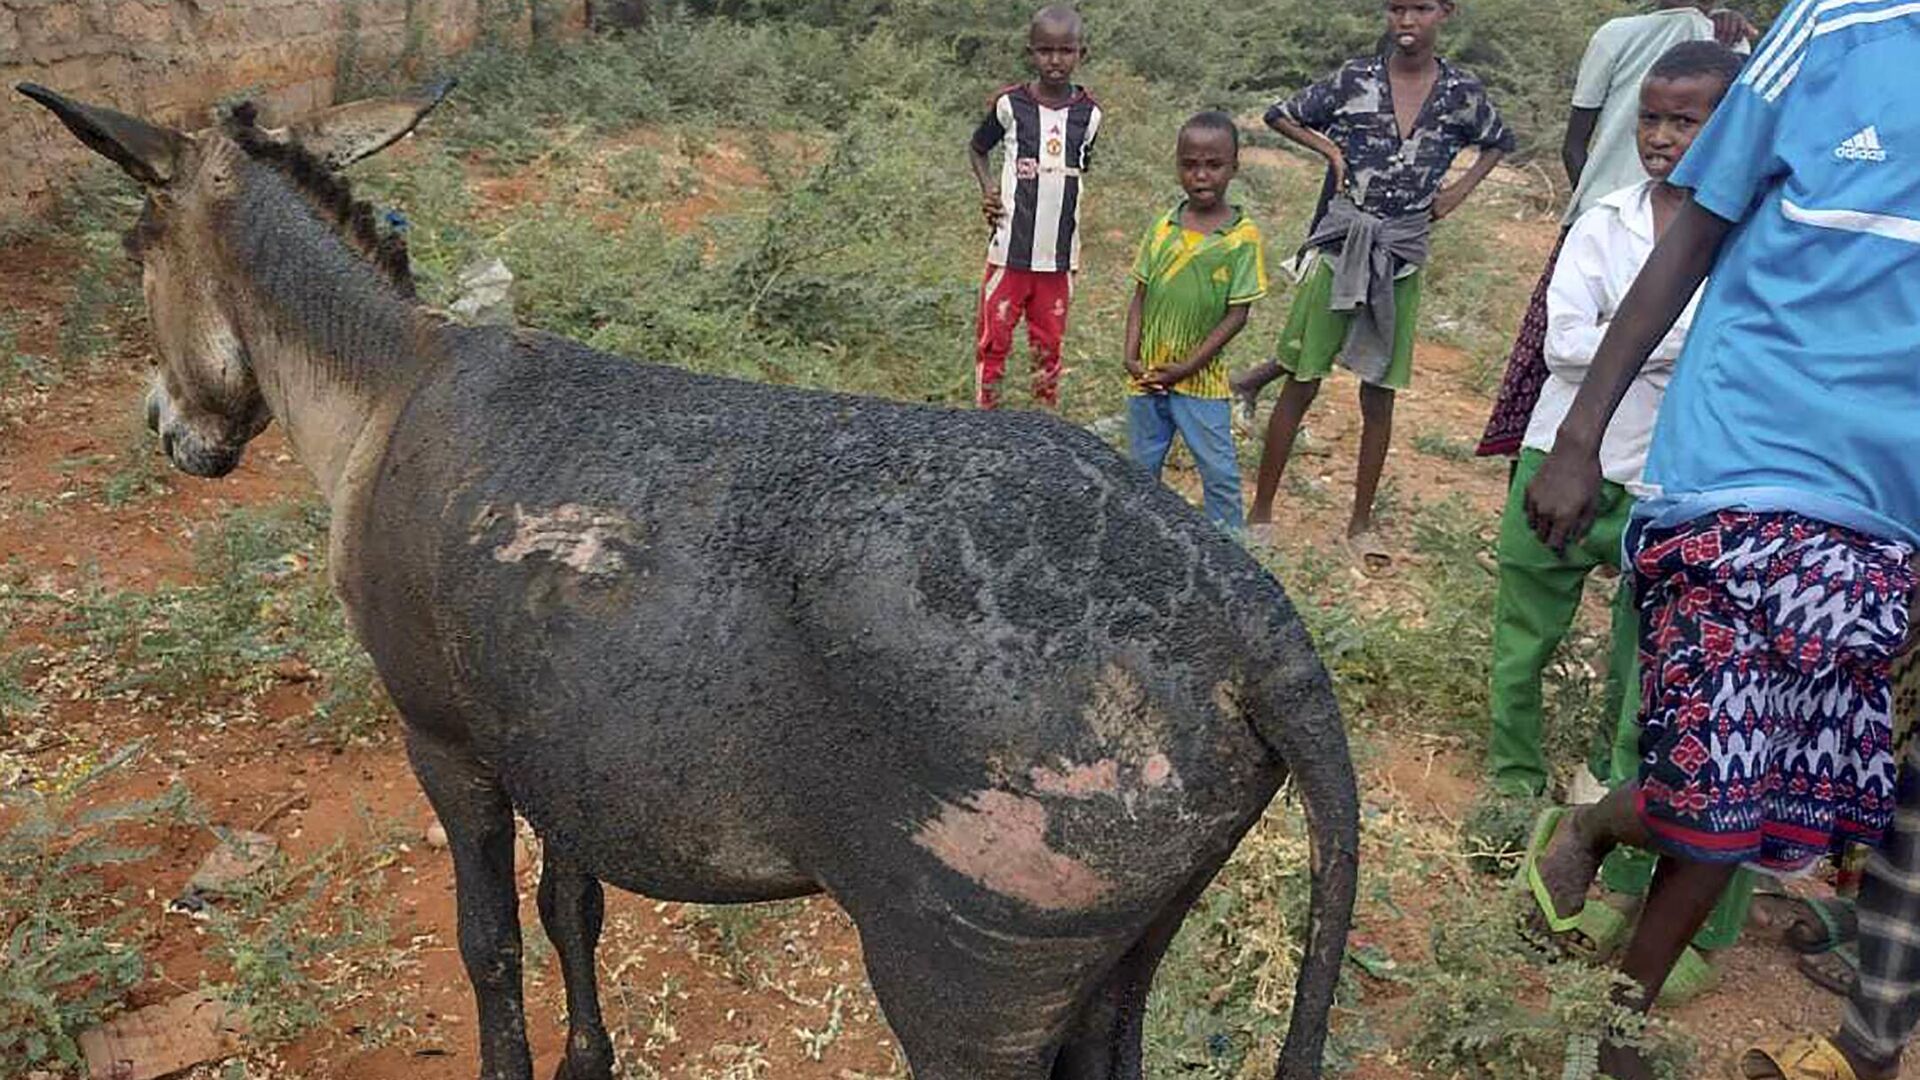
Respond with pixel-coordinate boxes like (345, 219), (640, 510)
(1516, 3), (1920, 1077)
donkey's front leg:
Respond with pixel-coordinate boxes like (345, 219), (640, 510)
(407, 729), (534, 1080)
(537, 855), (614, 1080)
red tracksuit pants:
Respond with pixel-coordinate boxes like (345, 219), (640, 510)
(975, 265), (1072, 409)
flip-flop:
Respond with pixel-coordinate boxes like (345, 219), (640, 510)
(1658, 943), (1719, 1006)
(1798, 944), (1860, 998)
(1347, 530), (1392, 574)
(1518, 806), (1584, 934)
(1736, 1035), (1861, 1079)
(1774, 891), (1866, 949)
(1571, 901), (1718, 1004)
(1572, 899), (1631, 960)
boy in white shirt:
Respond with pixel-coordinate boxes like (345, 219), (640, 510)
(1489, 42), (1748, 996)
(1489, 41), (1741, 799)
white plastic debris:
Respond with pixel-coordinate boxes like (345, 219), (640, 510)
(451, 257), (516, 326)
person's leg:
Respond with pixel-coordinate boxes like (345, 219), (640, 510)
(1598, 856), (1742, 1080)
(1489, 451), (1597, 797)
(1127, 394), (1175, 479)
(1247, 376), (1321, 524)
(1834, 742), (1920, 1080)
(1590, 578), (1643, 785)
(1349, 382), (1395, 539)
(1025, 271), (1071, 409)
(1169, 394), (1244, 531)
(974, 266), (1028, 409)
(1618, 857), (1742, 1011)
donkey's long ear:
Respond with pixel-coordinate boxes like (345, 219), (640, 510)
(274, 78), (456, 170)
(16, 84), (185, 186)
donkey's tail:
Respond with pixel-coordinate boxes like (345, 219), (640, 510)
(1245, 618), (1360, 1080)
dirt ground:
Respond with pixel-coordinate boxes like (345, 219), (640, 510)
(0, 143), (1880, 1080)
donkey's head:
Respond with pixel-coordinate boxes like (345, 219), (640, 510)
(16, 82), (451, 477)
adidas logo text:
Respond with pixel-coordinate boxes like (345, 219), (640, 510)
(1836, 125), (1888, 162)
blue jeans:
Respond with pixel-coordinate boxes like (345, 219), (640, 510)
(1128, 393), (1243, 531)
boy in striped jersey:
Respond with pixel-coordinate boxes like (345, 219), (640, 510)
(967, 4), (1103, 410)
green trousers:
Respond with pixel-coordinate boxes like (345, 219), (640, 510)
(1488, 450), (1638, 798)
(1488, 451), (1753, 950)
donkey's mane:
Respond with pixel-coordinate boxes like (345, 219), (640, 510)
(225, 103), (416, 300)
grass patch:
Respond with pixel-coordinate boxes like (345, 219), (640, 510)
(0, 744), (193, 1070)
(202, 828), (401, 1046)
(62, 503), (390, 741)
(1414, 429), (1478, 463)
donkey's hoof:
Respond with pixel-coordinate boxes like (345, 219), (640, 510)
(553, 1033), (615, 1080)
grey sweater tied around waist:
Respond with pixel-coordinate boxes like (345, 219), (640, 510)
(1303, 194), (1432, 385)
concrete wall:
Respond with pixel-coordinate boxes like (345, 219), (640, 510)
(2, 0), (589, 213)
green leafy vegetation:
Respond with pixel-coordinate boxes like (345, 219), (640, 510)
(57, 503), (389, 741)
(0, 745), (193, 1069)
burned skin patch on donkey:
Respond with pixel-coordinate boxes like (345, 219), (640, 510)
(913, 791), (1114, 911)
(479, 504), (638, 577)
(1024, 665), (1186, 802)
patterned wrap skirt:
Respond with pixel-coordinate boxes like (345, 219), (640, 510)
(1476, 230), (1569, 458)
(1630, 510), (1916, 873)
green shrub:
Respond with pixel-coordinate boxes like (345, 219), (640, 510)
(0, 744), (192, 1069)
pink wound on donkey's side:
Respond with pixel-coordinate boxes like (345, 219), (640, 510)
(912, 791), (1113, 911)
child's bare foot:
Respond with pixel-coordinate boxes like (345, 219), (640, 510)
(1526, 807), (1605, 942)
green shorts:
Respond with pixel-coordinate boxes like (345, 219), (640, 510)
(1275, 257), (1424, 391)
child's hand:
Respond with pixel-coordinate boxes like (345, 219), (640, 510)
(981, 187), (1005, 229)
(1523, 446), (1603, 554)
(1139, 366), (1186, 394)
(1431, 183), (1469, 222)
(1709, 8), (1758, 46)
(1327, 148), (1351, 197)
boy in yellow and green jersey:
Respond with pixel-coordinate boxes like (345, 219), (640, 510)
(1125, 111), (1268, 531)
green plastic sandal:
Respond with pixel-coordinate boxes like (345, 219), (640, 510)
(1519, 806), (1584, 934)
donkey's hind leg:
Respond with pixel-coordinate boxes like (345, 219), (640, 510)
(406, 728), (533, 1080)
(1051, 866), (1216, 1079)
(536, 855), (614, 1080)
(849, 901), (1122, 1080)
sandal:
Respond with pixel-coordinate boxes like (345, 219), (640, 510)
(1737, 1035), (1861, 1079)
(1798, 944), (1860, 998)
(1568, 901), (1719, 1004)
(1347, 530), (1392, 574)
(1518, 806), (1584, 935)
(1754, 891), (1859, 954)
(1658, 943), (1720, 1006)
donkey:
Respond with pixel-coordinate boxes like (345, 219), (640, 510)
(19, 83), (1360, 1080)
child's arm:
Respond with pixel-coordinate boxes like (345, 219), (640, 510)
(1140, 305), (1252, 391)
(1266, 77), (1347, 193)
(968, 104), (1008, 230)
(1123, 283), (1147, 382)
(1543, 222), (1609, 381)
(1431, 148), (1505, 221)
(1268, 115), (1348, 196)
(1433, 89), (1515, 221)
(1562, 109), (1599, 188)
(1525, 199), (1734, 551)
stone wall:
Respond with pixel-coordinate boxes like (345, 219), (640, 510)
(1, 0), (589, 213)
